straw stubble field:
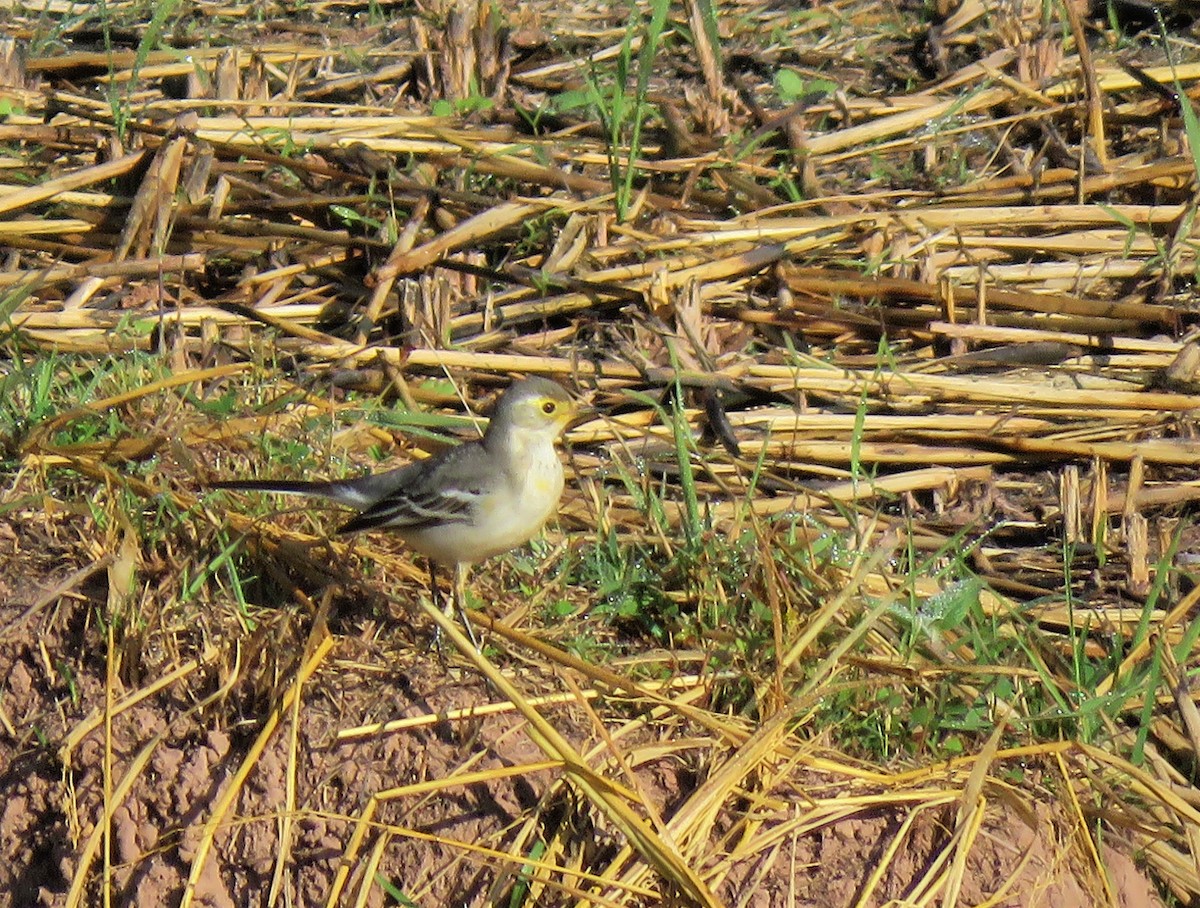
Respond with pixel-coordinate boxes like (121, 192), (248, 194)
(1, 0), (1198, 905)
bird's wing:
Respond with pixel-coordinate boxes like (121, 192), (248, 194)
(336, 442), (498, 534)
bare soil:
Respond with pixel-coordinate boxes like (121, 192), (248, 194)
(2, 0), (1197, 904)
(0, 513), (1164, 907)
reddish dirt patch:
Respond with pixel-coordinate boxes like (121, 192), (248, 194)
(0, 514), (1166, 907)
(718, 799), (1163, 908)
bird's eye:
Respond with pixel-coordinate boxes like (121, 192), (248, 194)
(541, 400), (557, 414)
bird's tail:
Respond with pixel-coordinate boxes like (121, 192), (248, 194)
(210, 478), (375, 509)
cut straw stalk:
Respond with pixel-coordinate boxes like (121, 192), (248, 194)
(0, 218), (96, 236)
(336, 673), (719, 742)
(414, 600), (722, 906)
(28, 46), (335, 75)
(0, 254), (207, 290)
(8, 303), (328, 330)
(780, 267), (1177, 326)
(179, 635), (334, 908)
(929, 322), (1180, 353)
(0, 152), (147, 217)
(748, 365), (1200, 411)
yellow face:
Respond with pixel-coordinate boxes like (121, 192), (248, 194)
(511, 388), (578, 436)
(489, 376), (582, 443)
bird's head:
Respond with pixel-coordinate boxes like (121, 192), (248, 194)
(485, 376), (581, 446)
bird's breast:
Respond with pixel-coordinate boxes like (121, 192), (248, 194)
(402, 441), (564, 565)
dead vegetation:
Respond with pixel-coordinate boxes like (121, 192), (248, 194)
(1, 0), (1200, 905)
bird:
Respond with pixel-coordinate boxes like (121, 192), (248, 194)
(213, 376), (581, 627)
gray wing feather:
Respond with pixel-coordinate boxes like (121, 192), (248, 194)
(337, 442), (498, 534)
(214, 440), (500, 534)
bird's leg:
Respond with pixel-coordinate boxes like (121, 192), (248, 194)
(453, 562), (481, 650)
(424, 559), (448, 654)
(451, 562), (464, 618)
(426, 559), (443, 613)
(425, 559), (480, 650)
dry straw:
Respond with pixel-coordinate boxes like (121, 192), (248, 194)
(4, 0), (1200, 905)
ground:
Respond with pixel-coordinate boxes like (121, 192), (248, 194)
(3, 0), (1200, 905)
(0, 510), (1167, 906)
